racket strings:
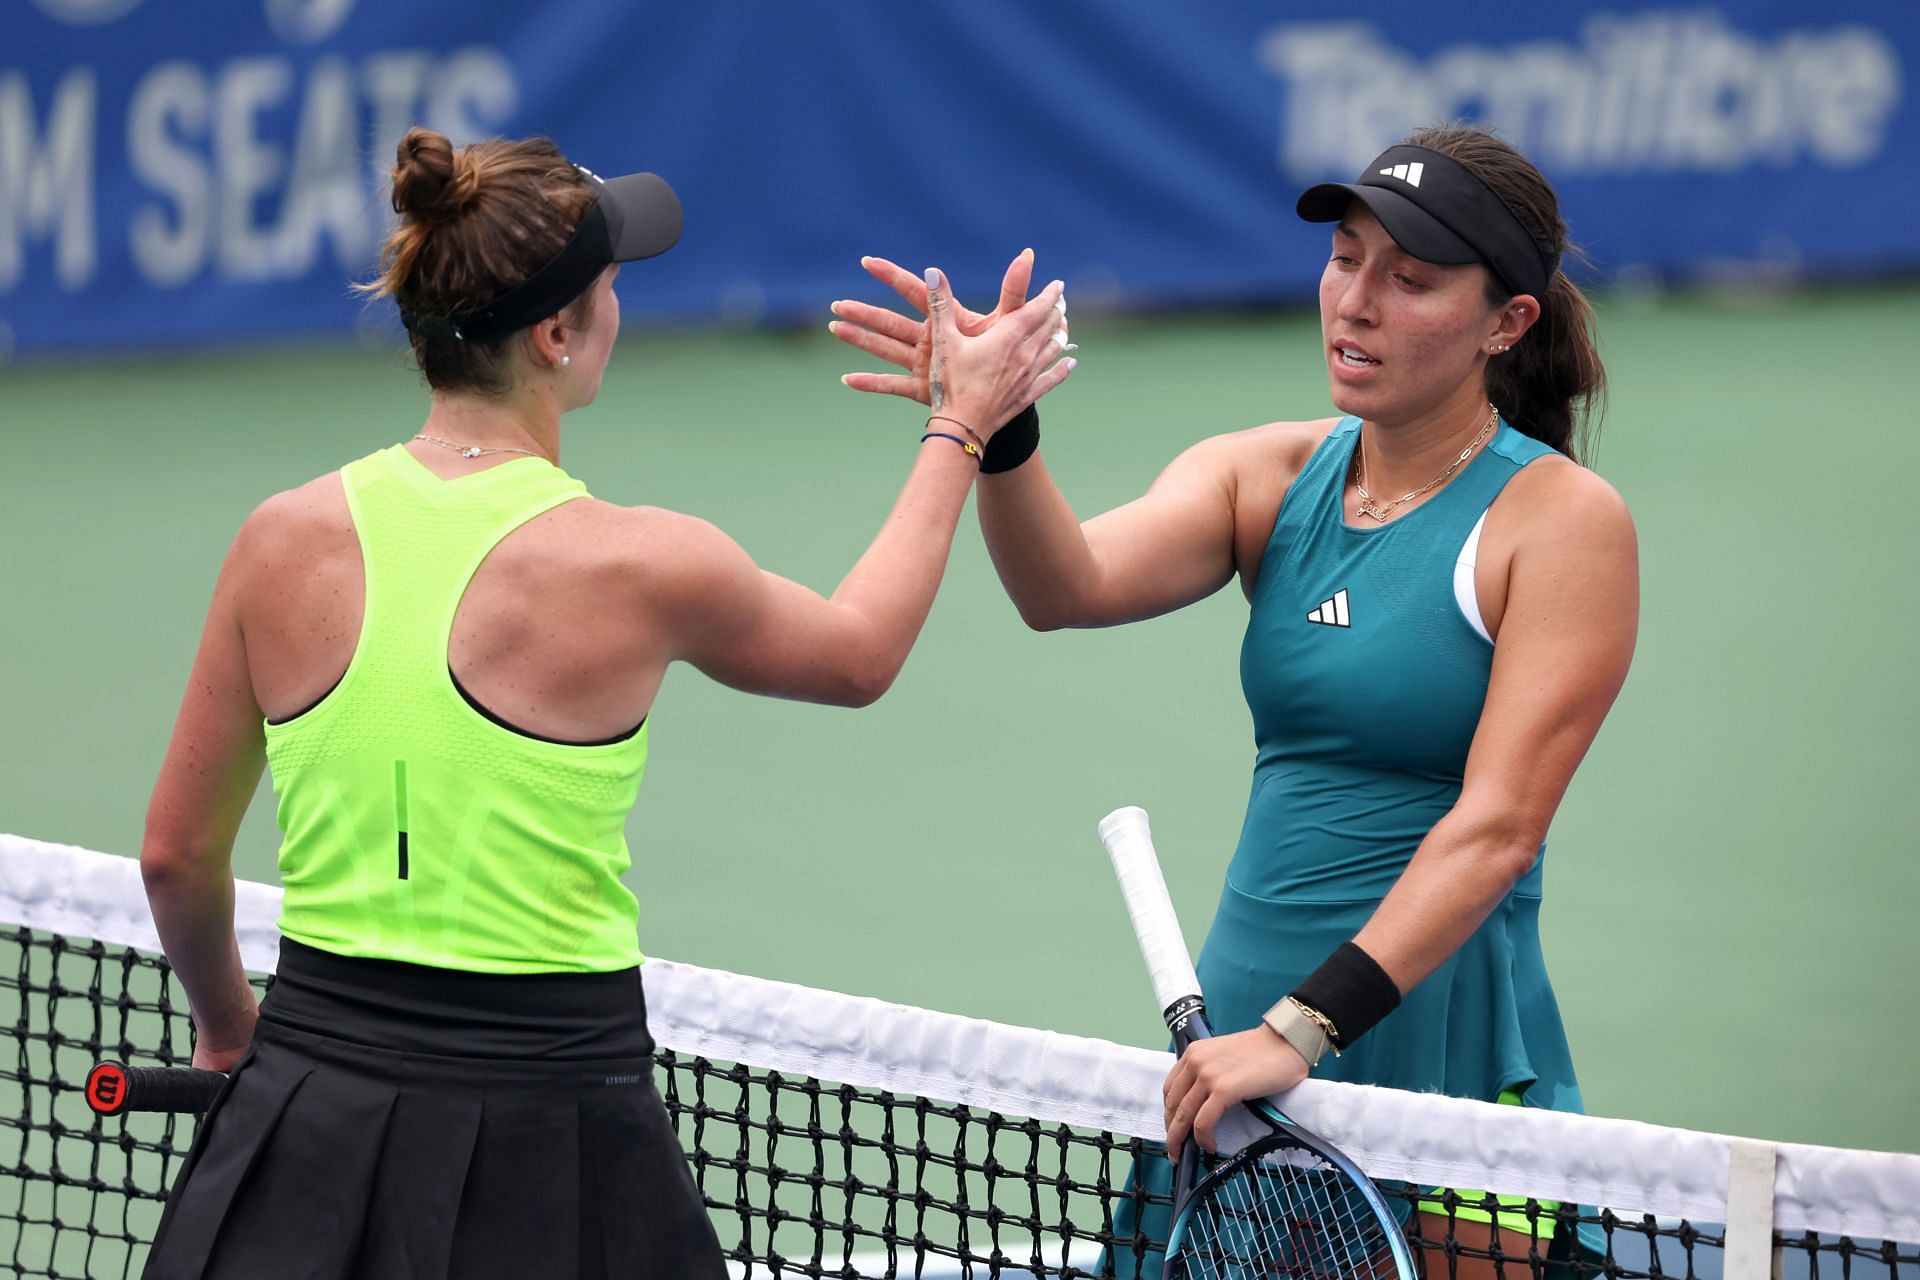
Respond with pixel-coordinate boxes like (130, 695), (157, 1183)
(1178, 1149), (1401, 1279)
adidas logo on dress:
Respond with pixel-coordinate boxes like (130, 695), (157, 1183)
(1307, 589), (1351, 628)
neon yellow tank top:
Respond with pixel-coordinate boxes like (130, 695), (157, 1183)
(265, 445), (648, 973)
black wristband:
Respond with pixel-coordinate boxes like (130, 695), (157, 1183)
(980, 403), (1040, 475)
(1289, 941), (1401, 1049)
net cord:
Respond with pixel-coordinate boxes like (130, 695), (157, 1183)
(4, 831), (1916, 1245)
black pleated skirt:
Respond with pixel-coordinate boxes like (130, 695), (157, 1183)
(144, 939), (726, 1280)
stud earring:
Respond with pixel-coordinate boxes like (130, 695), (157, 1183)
(1492, 344), (1510, 354)
(560, 355), (571, 367)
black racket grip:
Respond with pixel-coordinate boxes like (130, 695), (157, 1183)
(85, 1061), (228, 1116)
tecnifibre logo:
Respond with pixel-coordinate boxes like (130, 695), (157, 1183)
(1260, 11), (1903, 178)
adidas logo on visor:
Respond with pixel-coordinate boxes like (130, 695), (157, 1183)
(1307, 589), (1351, 628)
(1378, 162), (1425, 188)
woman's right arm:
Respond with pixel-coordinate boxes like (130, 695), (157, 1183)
(832, 252), (1259, 631)
(642, 446), (978, 708)
(651, 272), (1072, 706)
(142, 510), (276, 1071)
(975, 437), (1244, 631)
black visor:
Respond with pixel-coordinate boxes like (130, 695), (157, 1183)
(402, 167), (682, 343)
(1296, 144), (1556, 300)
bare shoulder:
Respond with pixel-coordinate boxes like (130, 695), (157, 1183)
(564, 500), (758, 595)
(1150, 416), (1339, 515)
(246, 471), (346, 525)
(232, 472), (352, 562)
(1169, 417), (1338, 480)
(1244, 416), (1344, 462)
(564, 501), (770, 652)
(1497, 455), (1636, 550)
(1200, 417), (1341, 531)
(572, 500), (740, 561)
(1150, 418), (1339, 589)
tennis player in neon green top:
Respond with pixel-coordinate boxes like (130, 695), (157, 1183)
(136, 126), (1073, 1278)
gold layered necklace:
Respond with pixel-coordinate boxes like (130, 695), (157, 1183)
(1352, 405), (1497, 523)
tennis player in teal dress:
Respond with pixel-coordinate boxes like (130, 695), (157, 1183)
(832, 123), (1638, 1278)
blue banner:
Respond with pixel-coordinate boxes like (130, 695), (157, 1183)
(4, 1), (1915, 356)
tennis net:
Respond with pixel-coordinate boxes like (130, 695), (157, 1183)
(2, 834), (1916, 1279)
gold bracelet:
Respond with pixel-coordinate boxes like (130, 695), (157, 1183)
(1261, 997), (1331, 1068)
(1289, 997), (1343, 1054)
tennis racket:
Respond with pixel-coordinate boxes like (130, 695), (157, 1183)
(1099, 806), (1416, 1280)
(84, 1060), (227, 1117)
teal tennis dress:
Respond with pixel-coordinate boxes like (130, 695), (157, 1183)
(1109, 416), (1600, 1276)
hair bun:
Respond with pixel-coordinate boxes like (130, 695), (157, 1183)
(391, 127), (477, 225)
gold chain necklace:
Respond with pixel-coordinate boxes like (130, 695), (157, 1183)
(1352, 405), (1497, 523)
(413, 433), (543, 461)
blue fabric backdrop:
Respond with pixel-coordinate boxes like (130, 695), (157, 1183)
(5, 0), (1914, 354)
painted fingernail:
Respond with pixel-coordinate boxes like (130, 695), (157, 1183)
(860, 256), (873, 266)
(1063, 343), (1079, 353)
(925, 267), (941, 290)
(1021, 247), (1034, 259)
(839, 374), (853, 385)
(1066, 357), (1078, 371)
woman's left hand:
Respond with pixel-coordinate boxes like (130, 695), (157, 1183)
(1164, 1026), (1310, 1159)
(830, 250), (1037, 404)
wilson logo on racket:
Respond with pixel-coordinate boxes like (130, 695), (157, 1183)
(84, 1059), (228, 1115)
(85, 1062), (130, 1117)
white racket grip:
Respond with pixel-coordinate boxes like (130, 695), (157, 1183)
(1098, 806), (1202, 1015)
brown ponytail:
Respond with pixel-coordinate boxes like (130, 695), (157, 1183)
(358, 128), (598, 397)
(1401, 124), (1606, 464)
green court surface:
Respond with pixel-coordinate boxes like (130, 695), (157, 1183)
(3, 283), (1916, 1154)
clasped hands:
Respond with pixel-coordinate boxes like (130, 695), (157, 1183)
(828, 250), (1075, 447)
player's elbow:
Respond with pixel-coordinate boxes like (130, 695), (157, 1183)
(139, 836), (214, 895)
(1438, 807), (1547, 888)
(140, 807), (230, 886)
(1009, 586), (1087, 632)
(1015, 600), (1071, 632)
(1485, 837), (1544, 888)
(826, 646), (902, 708)
(1481, 830), (1548, 889)
(834, 670), (892, 709)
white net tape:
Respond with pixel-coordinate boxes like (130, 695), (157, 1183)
(3, 832), (1915, 1245)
